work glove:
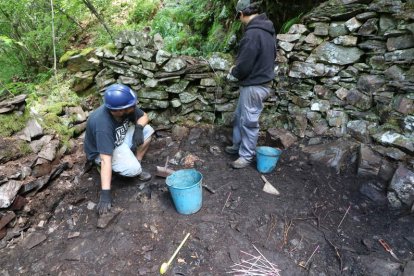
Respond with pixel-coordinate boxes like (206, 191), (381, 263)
(131, 124), (144, 152)
(97, 189), (112, 215)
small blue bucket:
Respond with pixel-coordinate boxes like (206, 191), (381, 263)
(166, 169), (203, 215)
(256, 146), (282, 174)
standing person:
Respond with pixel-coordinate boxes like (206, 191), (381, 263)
(84, 83), (154, 215)
(225, 0), (276, 169)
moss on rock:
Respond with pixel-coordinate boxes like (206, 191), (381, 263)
(0, 111), (29, 137)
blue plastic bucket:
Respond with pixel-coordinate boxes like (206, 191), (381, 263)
(256, 146), (282, 174)
(166, 169), (203, 215)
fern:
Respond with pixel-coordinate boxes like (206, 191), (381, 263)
(280, 13), (303, 34)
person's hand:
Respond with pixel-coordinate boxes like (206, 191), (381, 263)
(97, 189), (112, 215)
(226, 73), (238, 82)
(131, 124), (144, 152)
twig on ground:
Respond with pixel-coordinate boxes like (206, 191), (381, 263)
(299, 245), (319, 269)
(265, 213), (277, 243)
(337, 204), (351, 229)
(221, 191), (232, 213)
(228, 246), (281, 275)
(280, 218), (293, 250)
(253, 245), (279, 272)
(311, 208), (321, 228)
(324, 236), (343, 271)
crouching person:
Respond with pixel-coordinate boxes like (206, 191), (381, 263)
(84, 84), (154, 215)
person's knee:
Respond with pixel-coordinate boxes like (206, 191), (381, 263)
(114, 160), (142, 177)
(241, 115), (259, 128)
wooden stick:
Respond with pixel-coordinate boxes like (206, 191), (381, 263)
(303, 245), (319, 268)
(221, 192), (232, 213)
(337, 204), (351, 229)
(253, 245), (280, 272)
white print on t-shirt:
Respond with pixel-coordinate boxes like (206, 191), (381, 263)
(114, 119), (129, 146)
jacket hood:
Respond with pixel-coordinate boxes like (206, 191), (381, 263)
(246, 13), (275, 35)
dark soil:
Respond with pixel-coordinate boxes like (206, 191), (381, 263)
(1, 126), (413, 275)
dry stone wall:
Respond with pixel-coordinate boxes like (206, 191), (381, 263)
(272, 0), (414, 201)
(274, 0), (413, 152)
(67, 30), (238, 127)
(62, 0), (413, 207)
(270, 0), (413, 208)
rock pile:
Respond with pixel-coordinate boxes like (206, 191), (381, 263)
(62, 30), (238, 127)
(0, 94), (27, 114)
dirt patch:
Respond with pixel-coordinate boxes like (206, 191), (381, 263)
(0, 126), (413, 275)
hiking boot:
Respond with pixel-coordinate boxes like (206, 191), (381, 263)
(231, 157), (251, 169)
(225, 145), (239, 155)
(138, 170), (152, 182)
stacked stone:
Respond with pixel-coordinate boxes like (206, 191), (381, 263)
(83, 30), (238, 126)
(272, 0), (413, 171)
(62, 0), (414, 208)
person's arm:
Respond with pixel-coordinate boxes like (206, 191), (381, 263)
(100, 154), (112, 190)
(136, 111), (149, 127)
(231, 36), (259, 81)
(96, 153), (112, 215)
(131, 112), (149, 151)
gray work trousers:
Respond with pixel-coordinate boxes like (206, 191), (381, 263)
(232, 85), (272, 161)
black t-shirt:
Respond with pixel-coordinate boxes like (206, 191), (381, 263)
(83, 105), (144, 160)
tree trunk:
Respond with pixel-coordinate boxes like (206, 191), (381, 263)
(80, 0), (114, 41)
(50, 0), (58, 82)
(54, 4), (84, 31)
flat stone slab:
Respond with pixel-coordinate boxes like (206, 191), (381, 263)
(21, 232), (47, 249)
(97, 207), (123, 229)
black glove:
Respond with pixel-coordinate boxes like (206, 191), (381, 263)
(131, 124), (144, 152)
(97, 189), (112, 215)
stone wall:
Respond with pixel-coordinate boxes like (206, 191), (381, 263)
(273, 0), (413, 156)
(272, 0), (413, 197)
(62, 0), (414, 208)
(65, 31), (239, 127)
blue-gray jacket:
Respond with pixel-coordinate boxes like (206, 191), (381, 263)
(231, 13), (276, 86)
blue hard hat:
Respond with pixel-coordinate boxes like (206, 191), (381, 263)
(104, 84), (137, 110)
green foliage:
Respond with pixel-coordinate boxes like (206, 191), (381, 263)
(18, 140), (32, 156)
(0, 1), (76, 78)
(0, 36), (26, 82)
(280, 13), (303, 34)
(38, 75), (82, 143)
(42, 112), (75, 144)
(0, 111), (29, 137)
(33, 70), (54, 84)
(129, 0), (160, 24)
(149, 0), (239, 55)
(0, 0), (115, 81)
(0, 82), (36, 98)
(59, 50), (81, 64)
(0, 56), (24, 83)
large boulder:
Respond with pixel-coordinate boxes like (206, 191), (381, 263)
(387, 165), (414, 208)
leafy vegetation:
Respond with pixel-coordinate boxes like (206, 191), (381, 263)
(280, 12), (303, 33)
(0, 0), (315, 141)
(135, 0), (241, 56)
(129, 0), (160, 25)
(0, 1), (87, 78)
(0, 0), (241, 82)
(33, 74), (82, 140)
(0, 112), (29, 137)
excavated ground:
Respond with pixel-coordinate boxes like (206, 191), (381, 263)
(0, 126), (413, 276)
